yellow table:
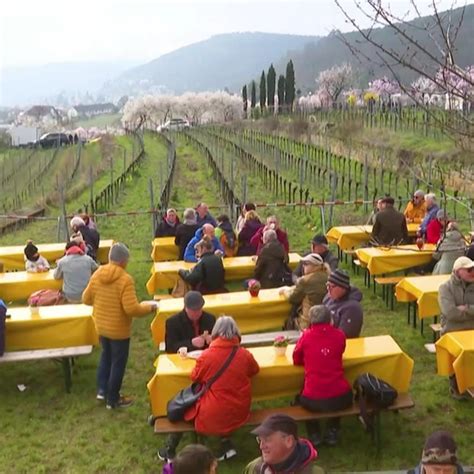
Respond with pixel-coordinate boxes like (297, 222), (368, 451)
(356, 244), (435, 276)
(0, 270), (62, 302)
(146, 253), (302, 293)
(147, 335), (414, 416)
(151, 237), (179, 262)
(0, 239), (114, 271)
(5, 304), (98, 351)
(150, 288), (291, 345)
(436, 330), (474, 393)
(326, 224), (419, 251)
(395, 275), (450, 319)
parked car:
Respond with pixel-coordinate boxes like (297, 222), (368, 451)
(158, 118), (190, 132)
(37, 132), (70, 148)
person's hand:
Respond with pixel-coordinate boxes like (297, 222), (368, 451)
(279, 286), (289, 296)
(192, 336), (205, 348)
(202, 331), (212, 345)
(214, 249), (224, 258)
(407, 218), (413, 224)
(251, 255), (258, 262)
(457, 305), (467, 312)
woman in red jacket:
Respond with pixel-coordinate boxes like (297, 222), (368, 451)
(158, 316), (259, 463)
(293, 305), (353, 448)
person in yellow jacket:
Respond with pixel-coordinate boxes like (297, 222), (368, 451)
(83, 243), (157, 409)
(404, 189), (427, 223)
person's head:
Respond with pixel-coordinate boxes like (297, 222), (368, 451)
(108, 243), (130, 268)
(436, 209), (448, 224)
(24, 241), (39, 262)
(245, 210), (260, 222)
(70, 216), (85, 231)
(266, 215), (279, 229)
(453, 256), (474, 283)
(309, 305), (332, 326)
(376, 198), (385, 211)
(251, 414), (300, 466)
(425, 193), (436, 209)
(382, 196), (395, 208)
(202, 223), (215, 238)
(413, 190), (425, 205)
(195, 235), (214, 258)
(326, 269), (351, 300)
(263, 229), (277, 244)
(70, 232), (84, 245)
(301, 253), (326, 275)
(242, 202), (256, 216)
(196, 202), (209, 218)
(217, 214), (230, 226)
(183, 291), (205, 321)
(165, 208), (177, 224)
(211, 315), (241, 341)
(311, 234), (329, 255)
(420, 431), (458, 474)
(173, 444), (217, 474)
(80, 213), (90, 225)
(183, 207), (197, 225)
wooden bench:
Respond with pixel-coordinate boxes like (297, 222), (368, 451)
(0, 345), (93, 392)
(152, 393), (415, 451)
(374, 276), (405, 309)
(430, 323), (441, 342)
(158, 330), (301, 352)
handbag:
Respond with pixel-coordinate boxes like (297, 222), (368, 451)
(166, 346), (238, 422)
(27, 289), (65, 306)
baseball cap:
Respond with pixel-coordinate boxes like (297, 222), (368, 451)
(251, 414), (298, 438)
(184, 291), (205, 310)
(453, 256), (474, 272)
(302, 253), (324, 266)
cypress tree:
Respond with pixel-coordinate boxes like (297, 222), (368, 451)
(267, 64), (276, 111)
(277, 75), (286, 114)
(259, 70), (266, 111)
(242, 84), (248, 115)
(250, 80), (256, 109)
(285, 59), (295, 111)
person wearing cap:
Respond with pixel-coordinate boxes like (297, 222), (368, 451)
(175, 208), (200, 260)
(178, 236), (226, 295)
(323, 269), (363, 338)
(293, 305), (353, 448)
(293, 234), (338, 279)
(70, 215), (100, 260)
(250, 215), (290, 255)
(419, 193), (440, 238)
(372, 196), (409, 245)
(438, 256), (474, 399)
(183, 224), (224, 263)
(404, 190), (427, 224)
(244, 414), (322, 474)
(24, 241), (50, 273)
(155, 208), (180, 237)
(407, 430), (464, 474)
(164, 291), (216, 353)
(196, 202), (217, 227)
(237, 210), (263, 256)
(82, 243), (157, 409)
(280, 254), (330, 330)
(54, 241), (98, 303)
(426, 209), (449, 245)
(159, 316), (259, 462)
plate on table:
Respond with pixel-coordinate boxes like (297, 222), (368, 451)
(187, 350), (204, 359)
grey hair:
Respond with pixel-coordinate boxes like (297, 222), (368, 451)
(263, 229), (277, 243)
(211, 316), (241, 340)
(183, 208), (197, 224)
(414, 189), (425, 198)
(309, 305), (332, 326)
(425, 193), (436, 201)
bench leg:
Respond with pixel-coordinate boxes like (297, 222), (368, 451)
(420, 318), (424, 335)
(62, 357), (72, 393)
(412, 306), (417, 329)
(374, 412), (381, 454)
(390, 286), (395, 310)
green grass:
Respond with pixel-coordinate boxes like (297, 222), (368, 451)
(1, 133), (473, 473)
(73, 114), (123, 129)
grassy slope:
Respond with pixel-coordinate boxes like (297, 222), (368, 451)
(73, 114), (123, 129)
(0, 133), (473, 473)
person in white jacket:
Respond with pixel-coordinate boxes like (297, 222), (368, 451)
(24, 241), (50, 273)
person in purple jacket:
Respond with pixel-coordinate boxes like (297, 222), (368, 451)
(323, 269), (363, 338)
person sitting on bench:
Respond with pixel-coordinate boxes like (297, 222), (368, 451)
(293, 305), (353, 448)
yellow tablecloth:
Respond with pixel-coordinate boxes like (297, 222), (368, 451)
(356, 244), (435, 276)
(5, 304), (98, 351)
(151, 237), (179, 262)
(395, 275), (450, 319)
(326, 224), (419, 251)
(436, 330), (474, 393)
(147, 334), (414, 416)
(0, 270), (62, 302)
(0, 239), (114, 271)
(150, 288), (291, 345)
(146, 253), (302, 293)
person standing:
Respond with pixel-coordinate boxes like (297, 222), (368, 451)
(70, 215), (100, 260)
(82, 243), (157, 409)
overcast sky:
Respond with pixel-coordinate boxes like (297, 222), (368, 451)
(0, 0), (465, 69)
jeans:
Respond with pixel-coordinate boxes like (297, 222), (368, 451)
(97, 336), (130, 405)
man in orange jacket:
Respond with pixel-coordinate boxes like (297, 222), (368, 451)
(83, 243), (157, 409)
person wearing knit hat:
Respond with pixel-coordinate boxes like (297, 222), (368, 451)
(82, 243), (157, 409)
(323, 269), (363, 338)
(24, 241), (50, 273)
(407, 431), (464, 474)
(404, 190), (427, 224)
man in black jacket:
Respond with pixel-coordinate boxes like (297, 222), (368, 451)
(165, 291), (216, 353)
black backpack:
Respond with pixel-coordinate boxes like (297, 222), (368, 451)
(353, 373), (398, 431)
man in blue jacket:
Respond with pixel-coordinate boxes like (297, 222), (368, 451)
(419, 193), (439, 238)
(183, 224), (224, 262)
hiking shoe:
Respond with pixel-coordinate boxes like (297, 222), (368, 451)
(449, 387), (470, 401)
(323, 428), (339, 447)
(157, 446), (176, 462)
(96, 391), (106, 401)
(106, 396), (134, 409)
(217, 439), (237, 461)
